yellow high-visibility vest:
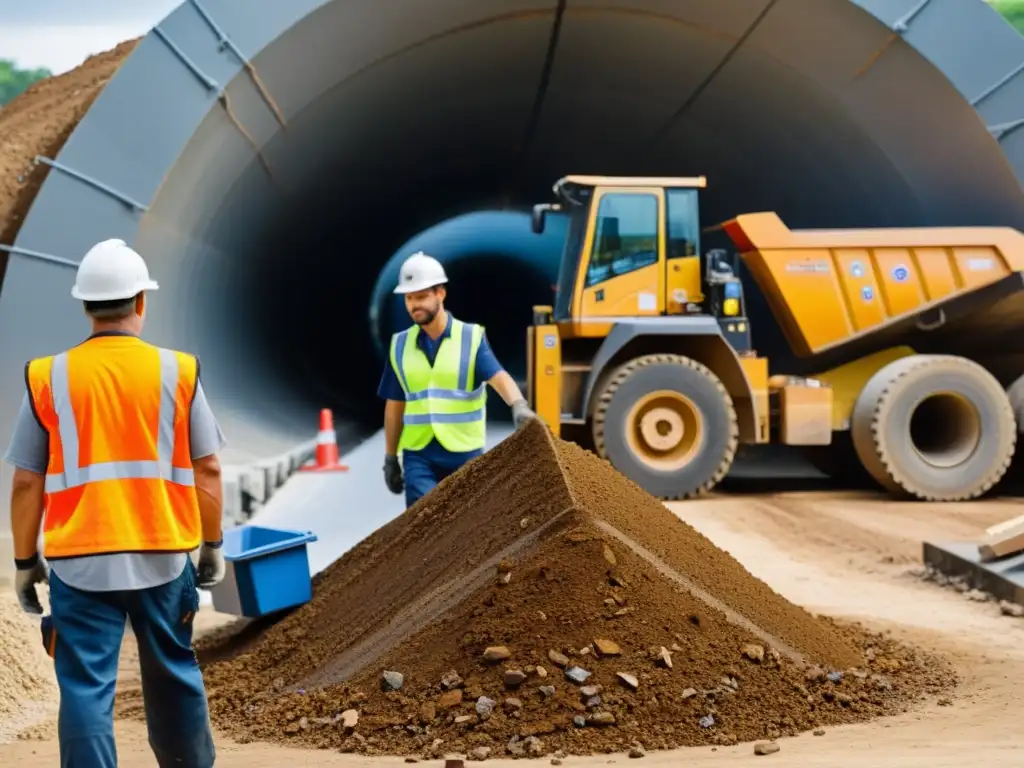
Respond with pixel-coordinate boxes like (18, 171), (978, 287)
(389, 319), (486, 452)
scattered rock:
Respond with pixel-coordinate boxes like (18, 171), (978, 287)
(507, 736), (526, 756)
(594, 638), (622, 657)
(551, 760), (563, 766)
(504, 669), (527, 688)
(381, 671), (404, 691)
(628, 746), (645, 758)
(538, 611), (547, 621)
(580, 684), (602, 697)
(603, 544), (618, 567)
(441, 670), (464, 690)
(548, 650), (570, 668)
(656, 647), (673, 669)
(754, 741), (780, 755)
(454, 715), (475, 724)
(470, 746), (491, 761)
(999, 600), (1024, 618)
(536, 666), (548, 678)
(439, 690), (464, 708)
(498, 571), (512, 586)
(964, 588), (989, 602)
(585, 695), (602, 708)
(483, 646), (511, 663)
(579, 646), (591, 656)
(573, 715), (587, 728)
(681, 688), (698, 699)
(475, 696), (496, 717)
(540, 686), (556, 698)
(340, 709), (359, 730)
(617, 672), (639, 691)
(827, 671), (844, 684)
(565, 666), (592, 684)
(418, 702), (436, 724)
(589, 712), (616, 726)
(525, 736), (544, 755)
(938, 697), (952, 707)
(742, 644), (765, 663)
(498, 558), (514, 573)
(813, 729), (825, 736)
(699, 715), (715, 729)
(804, 667), (826, 683)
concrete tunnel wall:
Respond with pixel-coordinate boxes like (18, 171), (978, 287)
(2, 0), (1024, 535)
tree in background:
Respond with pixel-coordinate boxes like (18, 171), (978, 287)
(993, 0), (1024, 35)
(0, 60), (52, 107)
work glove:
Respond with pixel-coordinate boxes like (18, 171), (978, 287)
(511, 399), (538, 430)
(14, 554), (49, 615)
(196, 540), (226, 589)
(383, 454), (404, 495)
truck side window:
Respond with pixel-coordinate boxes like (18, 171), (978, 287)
(585, 193), (659, 288)
(666, 189), (700, 258)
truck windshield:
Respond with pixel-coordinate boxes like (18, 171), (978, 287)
(553, 202), (588, 321)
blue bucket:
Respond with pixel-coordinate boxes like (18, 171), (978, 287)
(208, 525), (318, 618)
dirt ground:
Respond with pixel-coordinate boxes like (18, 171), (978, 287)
(3, 488), (1022, 766)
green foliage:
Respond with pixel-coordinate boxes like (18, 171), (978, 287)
(992, 0), (1024, 36)
(0, 60), (52, 107)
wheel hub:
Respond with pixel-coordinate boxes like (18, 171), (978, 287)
(625, 390), (704, 471)
(639, 407), (685, 451)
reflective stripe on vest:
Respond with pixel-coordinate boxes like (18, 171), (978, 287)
(390, 319), (486, 451)
(44, 348), (194, 493)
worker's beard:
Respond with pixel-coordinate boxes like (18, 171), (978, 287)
(412, 306), (438, 326)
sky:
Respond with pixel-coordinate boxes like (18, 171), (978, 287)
(0, 0), (180, 74)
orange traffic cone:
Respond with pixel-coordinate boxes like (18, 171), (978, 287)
(300, 408), (350, 472)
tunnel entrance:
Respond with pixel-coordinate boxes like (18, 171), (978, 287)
(115, 0), (1024, 456)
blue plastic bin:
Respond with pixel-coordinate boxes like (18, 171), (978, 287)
(208, 525), (318, 618)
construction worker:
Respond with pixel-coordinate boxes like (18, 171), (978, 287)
(5, 238), (225, 768)
(380, 251), (537, 506)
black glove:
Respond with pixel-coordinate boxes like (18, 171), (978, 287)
(383, 455), (404, 495)
(510, 399), (537, 430)
(14, 553), (49, 614)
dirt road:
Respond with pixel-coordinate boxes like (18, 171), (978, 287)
(4, 489), (1023, 766)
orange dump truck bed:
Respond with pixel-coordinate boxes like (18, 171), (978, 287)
(720, 212), (1024, 359)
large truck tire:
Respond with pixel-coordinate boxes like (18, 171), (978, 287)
(851, 355), (1015, 501)
(592, 354), (738, 500)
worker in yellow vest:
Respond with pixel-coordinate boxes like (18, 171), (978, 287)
(5, 239), (225, 767)
(379, 251), (537, 506)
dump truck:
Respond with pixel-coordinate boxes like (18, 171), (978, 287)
(525, 174), (1024, 501)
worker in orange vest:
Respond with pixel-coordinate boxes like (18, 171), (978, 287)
(4, 239), (225, 767)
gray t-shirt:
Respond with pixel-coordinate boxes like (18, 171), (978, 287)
(4, 381), (227, 592)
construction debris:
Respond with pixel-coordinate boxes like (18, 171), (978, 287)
(192, 421), (953, 758)
(923, 513), (1024, 607)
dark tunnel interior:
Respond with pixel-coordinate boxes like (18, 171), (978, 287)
(133, 0), (1024, 457)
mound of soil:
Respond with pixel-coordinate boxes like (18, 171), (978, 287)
(191, 420), (953, 759)
(0, 41), (136, 267)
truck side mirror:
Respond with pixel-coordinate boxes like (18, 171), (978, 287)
(531, 204), (548, 234)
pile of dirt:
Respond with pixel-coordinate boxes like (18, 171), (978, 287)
(0, 594), (58, 744)
(0, 40), (136, 258)
(194, 421), (953, 759)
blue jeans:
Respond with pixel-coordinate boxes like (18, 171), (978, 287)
(48, 561), (215, 768)
(403, 440), (483, 507)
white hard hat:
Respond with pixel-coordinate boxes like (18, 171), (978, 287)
(71, 239), (159, 302)
(393, 251), (448, 294)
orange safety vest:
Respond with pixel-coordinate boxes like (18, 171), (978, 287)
(25, 334), (202, 559)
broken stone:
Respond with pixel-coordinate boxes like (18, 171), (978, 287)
(475, 696), (496, 717)
(628, 746), (645, 759)
(813, 729), (825, 736)
(603, 543), (618, 566)
(999, 600), (1024, 618)
(617, 672), (639, 690)
(454, 715), (475, 724)
(743, 644), (765, 663)
(548, 649), (570, 668)
(614, 608), (632, 617)
(826, 671), (844, 683)
(573, 715), (587, 727)
(504, 669), (527, 688)
(539, 686), (556, 698)
(671, 643), (682, 652)
(754, 741), (780, 755)
(441, 670), (464, 690)
(804, 667), (826, 683)
(585, 695), (602, 708)
(536, 666), (548, 678)
(579, 646), (591, 656)
(589, 711), (616, 726)
(483, 646), (511, 663)
(682, 688), (698, 699)
(504, 697), (522, 710)
(497, 558), (514, 573)
(498, 571), (512, 586)
(507, 736), (526, 757)
(381, 671), (404, 691)
(419, 702), (436, 724)
(938, 697), (952, 707)
(340, 709), (359, 730)
(525, 736), (543, 755)
(565, 666), (591, 684)
(470, 746), (491, 761)
(551, 760), (563, 766)
(580, 685), (602, 697)
(439, 690), (464, 708)
(594, 638), (622, 657)
(538, 611), (547, 620)
(609, 574), (628, 587)
(699, 715), (715, 729)
(656, 647), (673, 669)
